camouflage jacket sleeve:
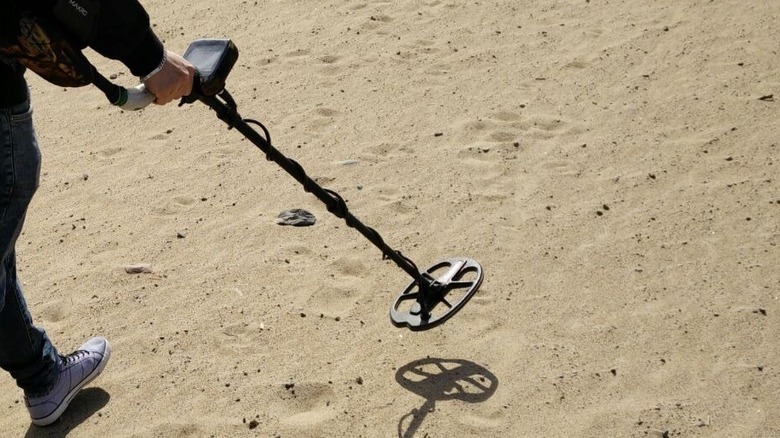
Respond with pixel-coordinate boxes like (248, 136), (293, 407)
(32, 0), (165, 77)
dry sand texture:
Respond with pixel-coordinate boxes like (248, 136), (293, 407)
(1, 0), (779, 437)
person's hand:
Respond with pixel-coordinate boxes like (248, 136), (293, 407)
(142, 50), (196, 105)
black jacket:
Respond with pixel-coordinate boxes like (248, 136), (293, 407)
(0, 0), (164, 107)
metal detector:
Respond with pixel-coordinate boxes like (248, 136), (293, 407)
(123, 39), (485, 331)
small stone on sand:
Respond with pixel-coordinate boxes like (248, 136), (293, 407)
(276, 209), (316, 226)
(124, 264), (153, 274)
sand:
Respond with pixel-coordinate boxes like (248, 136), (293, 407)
(2, 0), (779, 436)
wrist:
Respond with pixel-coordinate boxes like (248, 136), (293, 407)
(124, 29), (165, 77)
(141, 51), (167, 82)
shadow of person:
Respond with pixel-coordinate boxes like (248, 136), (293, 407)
(395, 358), (498, 438)
(24, 387), (110, 438)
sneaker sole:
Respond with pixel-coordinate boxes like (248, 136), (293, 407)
(31, 343), (111, 427)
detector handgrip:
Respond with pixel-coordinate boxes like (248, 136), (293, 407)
(92, 67), (155, 111)
(117, 84), (155, 111)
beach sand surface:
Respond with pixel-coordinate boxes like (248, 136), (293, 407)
(1, 0), (779, 436)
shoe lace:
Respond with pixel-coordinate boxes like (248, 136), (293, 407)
(60, 349), (90, 366)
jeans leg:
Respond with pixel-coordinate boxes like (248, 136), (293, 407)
(0, 99), (60, 396)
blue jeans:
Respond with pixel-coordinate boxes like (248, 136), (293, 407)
(0, 97), (60, 396)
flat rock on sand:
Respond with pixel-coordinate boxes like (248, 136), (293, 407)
(275, 208), (316, 226)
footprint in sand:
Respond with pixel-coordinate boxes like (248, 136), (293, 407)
(536, 159), (581, 176)
(359, 142), (414, 163)
(454, 112), (524, 143)
(38, 299), (71, 323)
(525, 115), (581, 140)
(360, 14), (394, 33)
(97, 146), (124, 158)
(149, 131), (171, 141)
(487, 131), (518, 143)
(564, 58), (590, 69)
(276, 382), (336, 427)
(378, 196), (417, 223)
(456, 112), (580, 144)
(456, 145), (502, 161)
(136, 423), (207, 437)
(489, 111), (523, 123)
(330, 256), (368, 277)
(151, 196), (197, 216)
(457, 412), (506, 430)
(284, 48), (311, 58)
(305, 256), (368, 317)
(217, 321), (265, 353)
(316, 54), (345, 77)
(319, 55), (340, 65)
(211, 146), (242, 159)
(457, 128), (520, 161)
(314, 107), (340, 118)
(306, 284), (360, 318)
(369, 14), (393, 23)
(409, 39), (444, 56)
(295, 107), (341, 132)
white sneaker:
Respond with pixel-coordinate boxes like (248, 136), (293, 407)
(25, 337), (111, 426)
